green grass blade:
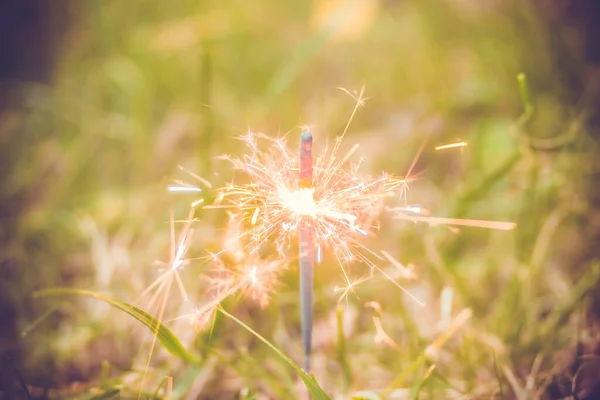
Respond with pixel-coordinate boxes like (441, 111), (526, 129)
(336, 306), (352, 389)
(217, 307), (331, 400)
(517, 73), (533, 116)
(90, 388), (121, 400)
(34, 288), (199, 364)
(538, 263), (600, 338)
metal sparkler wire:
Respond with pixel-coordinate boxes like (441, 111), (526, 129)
(299, 129), (315, 371)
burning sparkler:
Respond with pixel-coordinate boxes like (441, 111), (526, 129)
(208, 87), (516, 370)
(299, 129), (315, 371)
(212, 129), (404, 271)
(211, 121), (415, 369)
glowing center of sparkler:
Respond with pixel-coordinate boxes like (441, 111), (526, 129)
(249, 266), (258, 284)
(277, 186), (360, 228)
(278, 187), (317, 217)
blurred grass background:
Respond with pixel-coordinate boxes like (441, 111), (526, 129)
(2, 0), (600, 398)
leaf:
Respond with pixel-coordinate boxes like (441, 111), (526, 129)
(34, 288), (198, 364)
(217, 307), (331, 400)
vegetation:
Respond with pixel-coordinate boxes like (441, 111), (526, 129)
(3, 1), (598, 398)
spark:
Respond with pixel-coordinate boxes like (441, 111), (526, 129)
(167, 184), (202, 193)
(177, 165), (213, 188)
(395, 141), (426, 205)
(136, 207), (196, 399)
(215, 130), (407, 287)
(392, 212), (517, 231)
(206, 252), (283, 311)
(177, 214), (287, 330)
(393, 204), (430, 217)
(391, 202), (516, 231)
(168, 166), (212, 208)
(251, 207), (260, 225)
(334, 276), (370, 304)
(435, 141), (468, 151)
(137, 208), (196, 310)
(380, 250), (417, 280)
(191, 198), (205, 208)
(390, 145), (517, 232)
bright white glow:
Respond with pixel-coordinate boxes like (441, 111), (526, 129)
(278, 187), (317, 217)
(395, 205), (429, 216)
(249, 266), (258, 284)
(168, 185), (202, 193)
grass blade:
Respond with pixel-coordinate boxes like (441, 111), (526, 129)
(217, 307), (331, 400)
(90, 388), (121, 400)
(336, 306), (352, 389)
(33, 288), (199, 364)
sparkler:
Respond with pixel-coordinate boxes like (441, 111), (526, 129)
(211, 123), (419, 370)
(299, 129), (315, 371)
(208, 88), (516, 370)
(211, 128), (413, 302)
